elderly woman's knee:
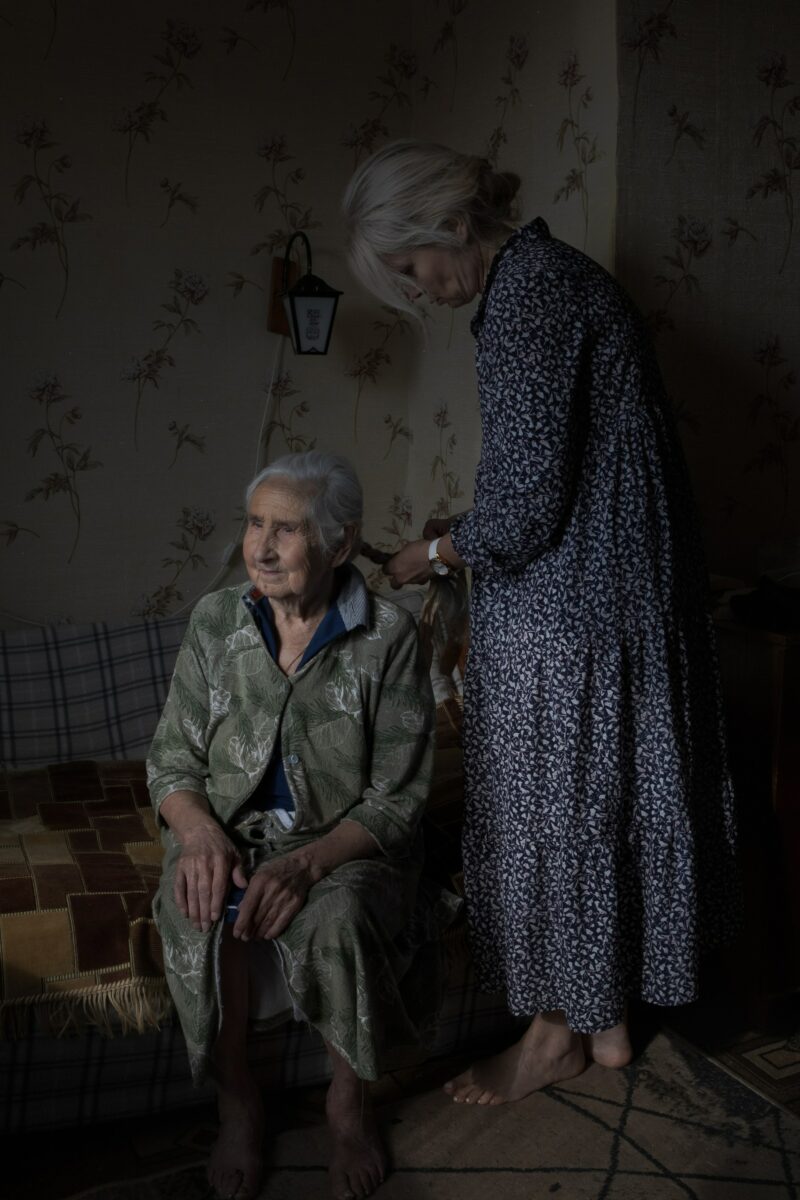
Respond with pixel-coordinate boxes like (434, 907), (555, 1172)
(300, 876), (379, 948)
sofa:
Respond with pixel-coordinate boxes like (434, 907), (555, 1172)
(0, 602), (515, 1131)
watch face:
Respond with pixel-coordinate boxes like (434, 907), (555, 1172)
(432, 559), (450, 576)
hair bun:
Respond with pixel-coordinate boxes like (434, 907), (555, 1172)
(474, 158), (521, 220)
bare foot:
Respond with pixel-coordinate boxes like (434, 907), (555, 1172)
(585, 1020), (633, 1069)
(443, 1011), (586, 1105)
(207, 1080), (265, 1200)
(326, 1072), (387, 1200)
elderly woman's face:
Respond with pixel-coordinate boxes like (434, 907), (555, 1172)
(243, 480), (333, 605)
(384, 240), (485, 308)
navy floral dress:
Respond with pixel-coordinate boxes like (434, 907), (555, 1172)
(449, 219), (738, 1033)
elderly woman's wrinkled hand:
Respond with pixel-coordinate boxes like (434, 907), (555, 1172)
(233, 854), (317, 941)
(174, 823), (247, 934)
(384, 538), (433, 588)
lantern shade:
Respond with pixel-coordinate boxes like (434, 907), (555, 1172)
(280, 232), (342, 356)
(282, 273), (341, 355)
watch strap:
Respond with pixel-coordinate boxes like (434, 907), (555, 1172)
(428, 537), (451, 575)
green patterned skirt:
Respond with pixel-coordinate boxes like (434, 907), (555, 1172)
(152, 812), (461, 1084)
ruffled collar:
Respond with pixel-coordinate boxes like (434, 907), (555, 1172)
(471, 217), (551, 335)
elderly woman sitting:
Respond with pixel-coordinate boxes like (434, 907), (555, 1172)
(148, 451), (456, 1200)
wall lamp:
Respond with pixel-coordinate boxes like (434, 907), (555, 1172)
(277, 231), (342, 355)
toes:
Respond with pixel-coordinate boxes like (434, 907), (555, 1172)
(207, 1161), (260, 1200)
(334, 1155), (386, 1199)
(445, 1067), (491, 1104)
(356, 1159), (384, 1197)
(348, 1169), (366, 1199)
(331, 1168), (358, 1200)
(207, 1165), (240, 1198)
(371, 1161), (387, 1190)
(444, 1071), (473, 1097)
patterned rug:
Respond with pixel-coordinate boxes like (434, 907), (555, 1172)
(666, 988), (800, 1122)
(51, 1031), (800, 1200)
(712, 1029), (800, 1120)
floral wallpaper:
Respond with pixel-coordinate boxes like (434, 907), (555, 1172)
(616, 0), (800, 580)
(1, 0), (617, 627)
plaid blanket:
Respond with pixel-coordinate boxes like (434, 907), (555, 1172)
(0, 616), (188, 768)
(0, 960), (518, 1132)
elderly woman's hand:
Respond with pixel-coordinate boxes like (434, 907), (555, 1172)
(161, 790), (247, 933)
(232, 820), (380, 941)
(384, 538), (433, 588)
(174, 819), (247, 933)
(233, 855), (316, 941)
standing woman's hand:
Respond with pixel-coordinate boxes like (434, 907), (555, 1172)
(422, 517), (453, 540)
(384, 538), (434, 588)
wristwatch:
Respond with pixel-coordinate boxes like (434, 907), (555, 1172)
(428, 537), (451, 577)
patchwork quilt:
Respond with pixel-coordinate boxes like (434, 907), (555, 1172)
(0, 760), (170, 1035)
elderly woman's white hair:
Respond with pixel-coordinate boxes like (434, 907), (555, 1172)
(342, 139), (521, 316)
(246, 451), (363, 561)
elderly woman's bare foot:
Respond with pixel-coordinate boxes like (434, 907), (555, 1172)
(207, 1080), (265, 1200)
(444, 1010), (586, 1105)
(326, 1068), (387, 1200)
(585, 1020), (633, 1069)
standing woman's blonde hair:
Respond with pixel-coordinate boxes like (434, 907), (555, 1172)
(342, 140), (521, 316)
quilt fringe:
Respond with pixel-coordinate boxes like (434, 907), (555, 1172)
(0, 979), (174, 1040)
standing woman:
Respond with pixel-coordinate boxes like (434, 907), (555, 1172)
(342, 141), (739, 1105)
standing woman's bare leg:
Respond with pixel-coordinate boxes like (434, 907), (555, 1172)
(444, 1009), (586, 1105)
(207, 926), (265, 1199)
(324, 1041), (387, 1200)
(585, 1010), (633, 1068)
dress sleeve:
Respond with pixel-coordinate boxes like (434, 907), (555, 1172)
(450, 264), (589, 573)
(146, 616), (213, 820)
(342, 614), (435, 859)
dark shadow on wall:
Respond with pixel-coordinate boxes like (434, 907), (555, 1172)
(615, 244), (797, 581)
